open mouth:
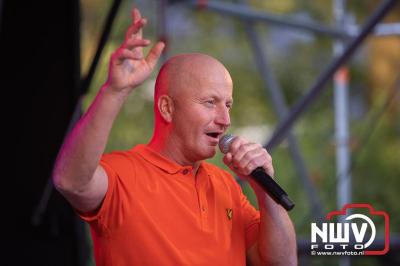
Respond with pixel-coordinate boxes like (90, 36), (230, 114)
(206, 132), (220, 139)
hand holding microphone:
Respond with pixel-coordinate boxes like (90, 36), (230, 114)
(219, 134), (295, 211)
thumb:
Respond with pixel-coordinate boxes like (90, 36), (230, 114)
(145, 41), (165, 69)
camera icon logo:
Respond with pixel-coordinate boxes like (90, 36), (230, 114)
(310, 203), (389, 256)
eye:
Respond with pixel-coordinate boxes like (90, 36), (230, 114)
(204, 99), (216, 107)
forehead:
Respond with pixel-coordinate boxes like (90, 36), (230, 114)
(194, 81), (233, 101)
(164, 54), (234, 101)
(187, 67), (233, 99)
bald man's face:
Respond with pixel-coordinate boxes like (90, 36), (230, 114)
(170, 61), (233, 162)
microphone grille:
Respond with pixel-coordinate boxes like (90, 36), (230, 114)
(219, 134), (236, 154)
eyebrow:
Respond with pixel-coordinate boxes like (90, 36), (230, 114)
(200, 93), (233, 103)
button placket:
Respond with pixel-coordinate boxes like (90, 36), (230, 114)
(195, 170), (210, 230)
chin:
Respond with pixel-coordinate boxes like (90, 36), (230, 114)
(190, 145), (217, 161)
(201, 147), (217, 160)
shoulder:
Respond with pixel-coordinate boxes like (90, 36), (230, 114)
(101, 147), (141, 176)
(102, 150), (133, 165)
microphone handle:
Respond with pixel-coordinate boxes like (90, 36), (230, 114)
(251, 167), (295, 211)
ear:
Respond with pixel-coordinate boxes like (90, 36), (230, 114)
(158, 95), (174, 123)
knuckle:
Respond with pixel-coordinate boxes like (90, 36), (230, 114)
(232, 156), (240, 166)
(246, 162), (254, 172)
(237, 144), (247, 154)
(262, 149), (272, 160)
(236, 136), (245, 142)
(243, 152), (252, 162)
(229, 142), (239, 153)
(233, 137), (245, 147)
(111, 50), (120, 60)
(126, 38), (135, 45)
(245, 164), (254, 175)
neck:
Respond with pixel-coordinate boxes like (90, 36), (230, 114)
(148, 127), (201, 173)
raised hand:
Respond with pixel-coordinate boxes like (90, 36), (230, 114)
(106, 8), (165, 94)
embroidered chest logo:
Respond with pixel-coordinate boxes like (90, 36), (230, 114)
(226, 208), (233, 220)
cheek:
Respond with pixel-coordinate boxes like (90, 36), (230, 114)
(175, 103), (215, 132)
(187, 107), (213, 124)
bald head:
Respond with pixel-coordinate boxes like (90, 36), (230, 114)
(149, 53), (233, 162)
(154, 53), (231, 101)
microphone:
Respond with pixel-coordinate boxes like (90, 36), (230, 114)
(219, 134), (295, 211)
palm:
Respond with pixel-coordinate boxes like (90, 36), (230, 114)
(111, 56), (153, 90)
(107, 8), (164, 93)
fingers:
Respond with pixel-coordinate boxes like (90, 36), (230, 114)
(119, 9), (150, 63)
(242, 153), (274, 177)
(223, 152), (233, 167)
(232, 142), (260, 162)
(132, 8), (142, 23)
(112, 48), (143, 65)
(106, 8), (164, 91)
(145, 41), (165, 69)
(115, 40), (164, 67)
(123, 38), (151, 50)
(125, 17), (147, 42)
(124, 8), (146, 42)
(122, 8), (165, 69)
(227, 137), (273, 177)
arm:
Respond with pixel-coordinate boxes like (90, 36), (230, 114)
(223, 137), (297, 266)
(52, 8), (164, 213)
(246, 182), (297, 266)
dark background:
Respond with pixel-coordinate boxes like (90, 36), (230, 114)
(1, 0), (87, 265)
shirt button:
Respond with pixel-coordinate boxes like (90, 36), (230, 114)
(202, 206), (206, 212)
(182, 169), (189, 175)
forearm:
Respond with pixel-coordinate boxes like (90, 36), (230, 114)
(53, 84), (128, 193)
(253, 183), (297, 265)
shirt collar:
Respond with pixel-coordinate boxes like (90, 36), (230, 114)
(133, 144), (202, 175)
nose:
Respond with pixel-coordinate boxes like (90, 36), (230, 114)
(215, 105), (231, 128)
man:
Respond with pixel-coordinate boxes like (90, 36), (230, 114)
(53, 8), (297, 266)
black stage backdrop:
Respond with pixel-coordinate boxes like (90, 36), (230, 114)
(1, 0), (88, 265)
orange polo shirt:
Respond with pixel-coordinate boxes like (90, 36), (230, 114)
(78, 144), (260, 266)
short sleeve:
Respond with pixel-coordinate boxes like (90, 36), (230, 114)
(76, 151), (136, 235)
(230, 180), (260, 250)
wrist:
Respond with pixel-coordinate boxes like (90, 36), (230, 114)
(101, 83), (131, 103)
(248, 179), (265, 198)
(248, 179), (280, 211)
